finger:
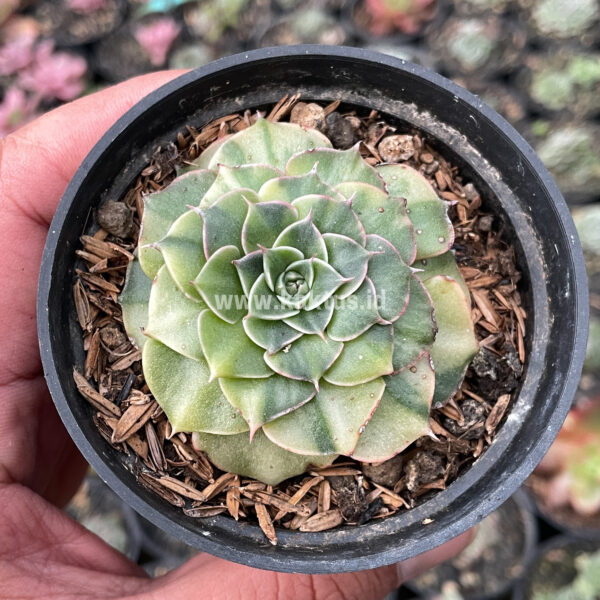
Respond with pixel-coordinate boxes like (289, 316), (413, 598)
(139, 553), (399, 600)
(396, 529), (474, 582)
(0, 69), (186, 228)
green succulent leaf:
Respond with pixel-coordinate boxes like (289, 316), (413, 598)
(424, 275), (479, 407)
(242, 201), (298, 253)
(338, 182), (416, 265)
(143, 339), (248, 435)
(365, 234), (411, 322)
(323, 233), (370, 299)
(192, 429), (335, 487)
(200, 189), (258, 257)
(259, 170), (345, 204)
(232, 250), (263, 296)
(119, 255), (151, 350)
(193, 245), (246, 323)
(198, 310), (273, 380)
(352, 354), (434, 462)
(156, 209), (205, 302)
(327, 277), (382, 341)
(265, 334), (343, 387)
(274, 258), (314, 310)
(377, 164), (454, 260)
(262, 246), (305, 292)
(416, 251), (469, 298)
(292, 194), (366, 246)
(247, 273), (300, 320)
(144, 266), (205, 361)
(284, 301), (334, 335)
(273, 212), (327, 261)
(243, 316), (302, 354)
(207, 118), (332, 171)
(181, 135), (229, 172)
(286, 146), (385, 190)
(325, 324), (394, 386)
(263, 379), (385, 456)
(392, 276), (437, 372)
(305, 258), (348, 311)
(219, 376), (316, 435)
(201, 164), (282, 207)
(139, 170), (216, 278)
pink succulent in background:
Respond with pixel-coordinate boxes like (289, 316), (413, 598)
(364, 0), (437, 36)
(0, 86), (37, 137)
(66, 0), (110, 15)
(536, 399), (600, 517)
(18, 41), (87, 102)
(134, 17), (181, 67)
(0, 16), (40, 75)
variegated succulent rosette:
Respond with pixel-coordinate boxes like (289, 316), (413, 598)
(120, 118), (478, 485)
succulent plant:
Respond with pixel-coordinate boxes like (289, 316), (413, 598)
(120, 118), (478, 485)
(362, 0), (438, 36)
(526, 52), (600, 119)
(133, 18), (181, 67)
(536, 124), (600, 204)
(533, 550), (600, 600)
(525, 0), (599, 41)
(429, 16), (526, 78)
(537, 400), (600, 516)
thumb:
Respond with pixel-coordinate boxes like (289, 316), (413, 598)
(137, 530), (473, 600)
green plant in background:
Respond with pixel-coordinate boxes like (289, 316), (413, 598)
(184, 0), (248, 43)
(528, 52), (600, 118)
(120, 118), (478, 484)
(527, 0), (599, 39)
(536, 124), (600, 203)
(533, 550), (600, 600)
(444, 19), (495, 72)
(537, 400), (600, 516)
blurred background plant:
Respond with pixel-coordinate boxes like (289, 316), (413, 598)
(2, 0), (599, 595)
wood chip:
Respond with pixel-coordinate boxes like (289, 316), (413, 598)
(241, 490), (311, 517)
(145, 421), (167, 472)
(183, 505), (227, 518)
(138, 473), (185, 507)
(73, 280), (91, 331)
(111, 349), (142, 371)
(226, 478), (240, 521)
(299, 509), (343, 532)
(147, 474), (206, 502)
(485, 393), (511, 434)
(274, 476), (323, 520)
(111, 396), (155, 443)
(471, 289), (500, 326)
(318, 480), (331, 513)
(255, 503), (277, 545)
(201, 472), (237, 500)
(372, 483), (409, 509)
(73, 369), (121, 418)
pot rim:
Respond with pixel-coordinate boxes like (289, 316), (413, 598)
(37, 45), (589, 573)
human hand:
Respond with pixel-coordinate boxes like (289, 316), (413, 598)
(0, 72), (471, 599)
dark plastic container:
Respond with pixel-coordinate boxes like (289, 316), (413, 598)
(512, 536), (600, 600)
(37, 46), (588, 574)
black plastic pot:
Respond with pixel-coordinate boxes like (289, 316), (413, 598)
(405, 489), (538, 600)
(512, 536), (600, 600)
(37, 46), (588, 574)
(523, 484), (600, 542)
